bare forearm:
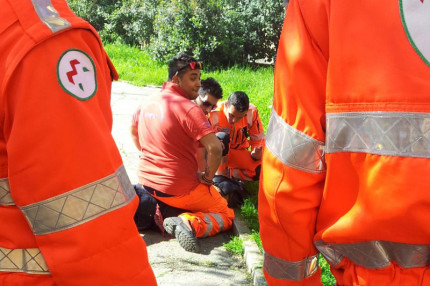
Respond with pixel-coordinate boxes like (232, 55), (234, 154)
(205, 146), (222, 179)
(199, 133), (222, 183)
(130, 126), (141, 150)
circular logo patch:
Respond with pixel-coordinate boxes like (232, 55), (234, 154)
(400, 0), (430, 67)
(57, 49), (97, 100)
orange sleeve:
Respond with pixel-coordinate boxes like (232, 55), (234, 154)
(258, 0), (329, 285)
(5, 28), (155, 285)
(248, 108), (265, 149)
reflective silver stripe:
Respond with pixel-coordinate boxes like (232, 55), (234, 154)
(31, 0), (71, 33)
(326, 112), (430, 158)
(209, 213), (224, 232)
(264, 252), (319, 281)
(201, 213), (225, 238)
(0, 178), (14, 206)
(315, 240), (430, 269)
(202, 215), (213, 238)
(0, 247), (49, 274)
(21, 166), (135, 235)
(266, 110), (326, 173)
(250, 132), (264, 141)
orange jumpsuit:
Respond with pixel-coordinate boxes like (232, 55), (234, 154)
(259, 0), (430, 285)
(210, 101), (265, 181)
(0, 0), (156, 285)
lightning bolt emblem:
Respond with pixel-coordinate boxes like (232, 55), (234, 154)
(66, 59), (80, 84)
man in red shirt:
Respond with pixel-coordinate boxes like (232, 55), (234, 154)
(131, 54), (234, 253)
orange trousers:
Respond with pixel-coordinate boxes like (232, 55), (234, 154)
(331, 260), (430, 286)
(153, 184), (234, 237)
(218, 149), (261, 181)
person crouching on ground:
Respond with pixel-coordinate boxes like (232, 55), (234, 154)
(209, 91), (265, 181)
(130, 54), (234, 253)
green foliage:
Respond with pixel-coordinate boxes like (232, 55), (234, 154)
(250, 231), (262, 253)
(149, 0), (230, 67)
(240, 199), (259, 232)
(67, 0), (118, 31)
(103, 0), (160, 47)
(223, 236), (244, 255)
(320, 255), (337, 286)
(224, 0), (285, 63)
(68, 0), (284, 68)
(150, 0), (284, 67)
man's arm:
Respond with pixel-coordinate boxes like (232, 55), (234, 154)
(130, 107), (142, 150)
(130, 125), (141, 150)
(248, 107), (265, 161)
(198, 132), (222, 184)
(196, 146), (206, 172)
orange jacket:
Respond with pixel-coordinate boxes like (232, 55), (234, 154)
(259, 0), (430, 285)
(209, 101), (265, 151)
(0, 0), (156, 285)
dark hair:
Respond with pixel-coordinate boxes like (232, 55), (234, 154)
(227, 91), (249, 113)
(198, 77), (223, 99)
(167, 53), (200, 81)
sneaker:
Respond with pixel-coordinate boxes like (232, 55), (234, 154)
(163, 217), (200, 253)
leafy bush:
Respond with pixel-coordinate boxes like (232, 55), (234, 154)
(150, 0), (284, 67)
(149, 0), (229, 67)
(67, 0), (118, 31)
(68, 0), (284, 68)
(103, 0), (160, 47)
(232, 0), (285, 63)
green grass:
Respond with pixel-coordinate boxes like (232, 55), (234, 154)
(104, 43), (167, 86)
(224, 236), (245, 255)
(105, 43), (335, 285)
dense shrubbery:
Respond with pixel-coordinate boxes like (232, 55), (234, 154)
(68, 0), (284, 68)
(67, 0), (119, 31)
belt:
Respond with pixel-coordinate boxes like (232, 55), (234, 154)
(141, 185), (174, 198)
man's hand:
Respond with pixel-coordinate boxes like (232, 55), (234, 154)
(251, 146), (263, 161)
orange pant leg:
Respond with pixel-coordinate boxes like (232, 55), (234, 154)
(226, 149), (261, 181)
(154, 184), (235, 238)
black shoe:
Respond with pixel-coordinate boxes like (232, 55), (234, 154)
(163, 217), (200, 253)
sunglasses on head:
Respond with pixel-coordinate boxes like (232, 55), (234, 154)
(175, 61), (202, 75)
(199, 96), (217, 110)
